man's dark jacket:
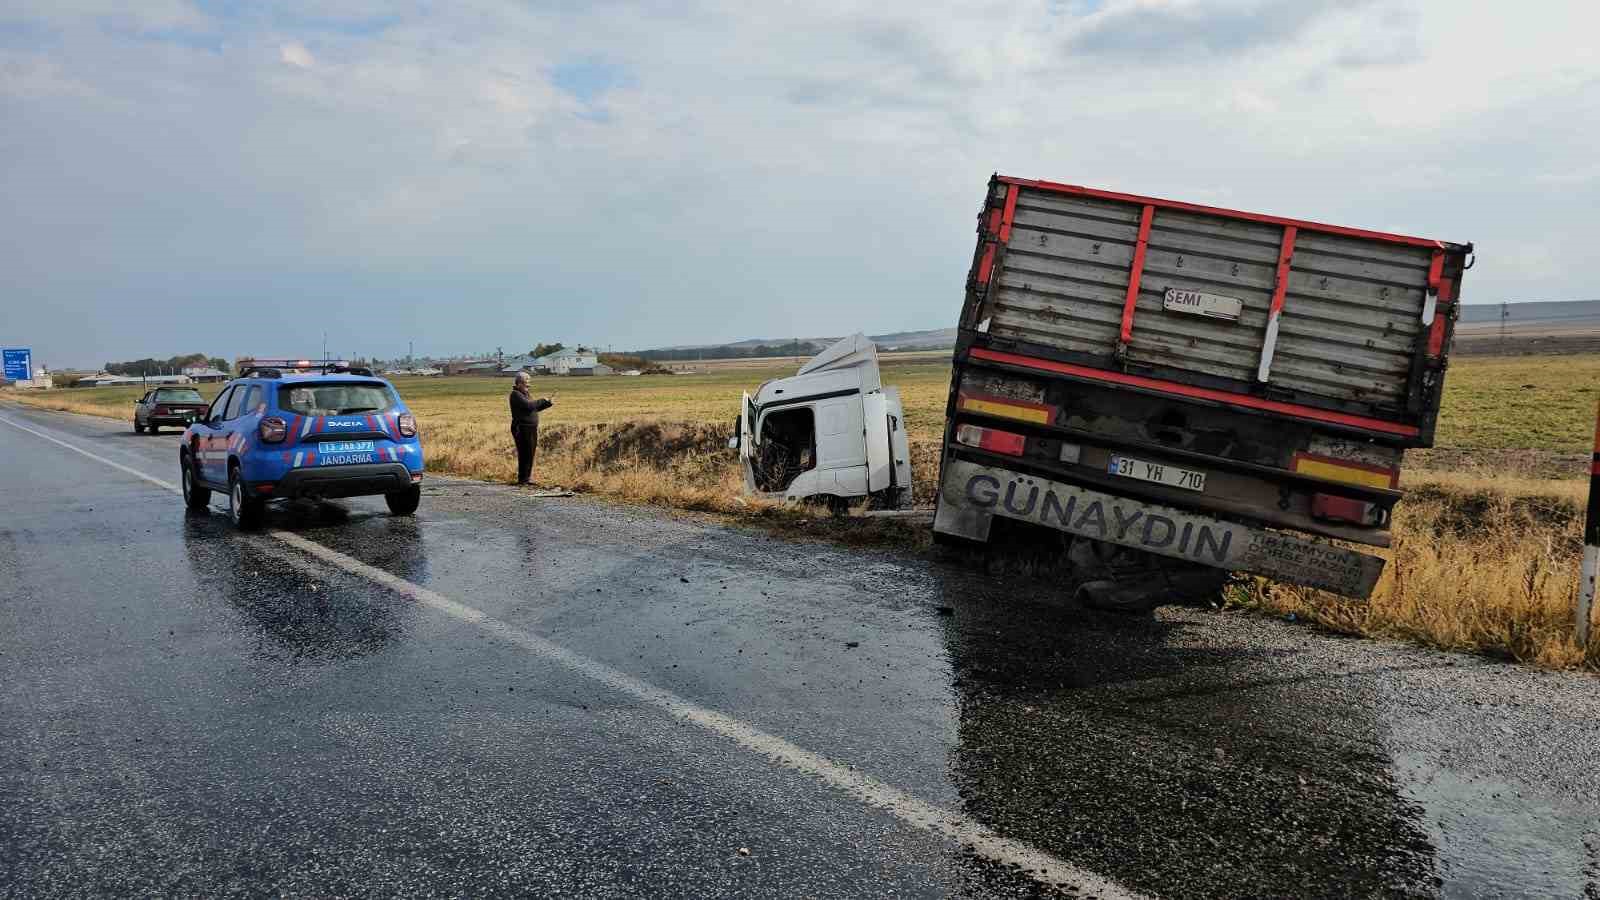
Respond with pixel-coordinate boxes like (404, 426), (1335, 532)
(509, 391), (552, 429)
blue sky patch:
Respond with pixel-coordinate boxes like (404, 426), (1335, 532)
(551, 59), (630, 104)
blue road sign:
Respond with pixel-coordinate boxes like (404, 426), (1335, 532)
(3, 348), (32, 382)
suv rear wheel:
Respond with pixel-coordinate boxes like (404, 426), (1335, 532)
(385, 484), (421, 516)
(181, 453), (210, 511)
(228, 465), (265, 529)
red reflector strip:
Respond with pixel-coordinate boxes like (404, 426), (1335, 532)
(956, 424), (1026, 457)
(1311, 493), (1373, 525)
(970, 348), (1421, 438)
(256, 484), (275, 493)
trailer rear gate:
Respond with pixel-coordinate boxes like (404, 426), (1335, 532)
(975, 178), (1468, 435)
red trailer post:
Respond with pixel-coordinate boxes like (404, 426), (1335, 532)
(1579, 400), (1599, 649)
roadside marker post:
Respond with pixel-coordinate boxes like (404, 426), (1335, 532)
(1579, 400), (1599, 650)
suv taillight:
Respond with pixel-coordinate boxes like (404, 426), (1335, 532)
(259, 416), (288, 443)
(397, 413), (416, 437)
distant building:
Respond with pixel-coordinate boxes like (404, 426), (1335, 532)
(10, 366), (53, 390)
(534, 348), (599, 375)
(78, 373), (193, 387)
(182, 366), (230, 383)
(568, 363), (614, 377)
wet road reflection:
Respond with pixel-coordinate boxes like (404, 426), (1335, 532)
(180, 505), (426, 663)
(934, 574), (1442, 898)
(8, 405), (1600, 898)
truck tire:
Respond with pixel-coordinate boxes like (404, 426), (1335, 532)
(181, 453), (210, 511)
(385, 484), (421, 516)
(1074, 578), (1166, 615)
(228, 466), (264, 530)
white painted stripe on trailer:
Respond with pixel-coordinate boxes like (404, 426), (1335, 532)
(0, 410), (1148, 900)
(1256, 311), (1281, 383)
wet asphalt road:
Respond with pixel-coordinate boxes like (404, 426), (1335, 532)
(2, 404), (1599, 899)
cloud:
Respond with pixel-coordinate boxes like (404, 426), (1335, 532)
(278, 41), (314, 68)
(1066, 0), (1361, 57)
(2, 0), (1599, 367)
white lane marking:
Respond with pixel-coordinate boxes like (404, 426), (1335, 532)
(0, 411), (1146, 900)
(0, 415), (181, 493)
(272, 532), (1140, 898)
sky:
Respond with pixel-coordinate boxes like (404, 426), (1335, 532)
(2, 0), (1597, 369)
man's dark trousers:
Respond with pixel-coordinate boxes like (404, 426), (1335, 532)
(513, 425), (536, 484)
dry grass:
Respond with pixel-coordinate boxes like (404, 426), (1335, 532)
(1243, 473), (1596, 670)
(11, 354), (1598, 672)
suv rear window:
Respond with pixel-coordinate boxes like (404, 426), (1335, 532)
(278, 382), (396, 416)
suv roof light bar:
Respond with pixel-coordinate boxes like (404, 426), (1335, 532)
(236, 359), (374, 379)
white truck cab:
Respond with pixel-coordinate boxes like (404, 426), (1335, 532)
(733, 334), (914, 509)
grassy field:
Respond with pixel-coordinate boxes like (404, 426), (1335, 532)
(11, 353), (1598, 671)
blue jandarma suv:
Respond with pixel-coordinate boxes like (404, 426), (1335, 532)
(179, 361), (424, 528)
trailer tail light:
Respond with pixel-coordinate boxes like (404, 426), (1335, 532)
(1311, 493), (1384, 527)
(956, 424), (1026, 457)
(956, 392), (1055, 426)
(259, 416), (288, 443)
(1291, 452), (1399, 490)
(397, 413), (417, 437)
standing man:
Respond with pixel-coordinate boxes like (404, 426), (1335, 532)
(509, 371), (553, 485)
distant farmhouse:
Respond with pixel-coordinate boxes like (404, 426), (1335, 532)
(497, 347), (606, 376)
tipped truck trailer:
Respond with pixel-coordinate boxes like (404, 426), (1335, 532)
(933, 175), (1472, 602)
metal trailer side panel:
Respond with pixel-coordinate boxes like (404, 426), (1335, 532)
(972, 177), (1470, 435)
